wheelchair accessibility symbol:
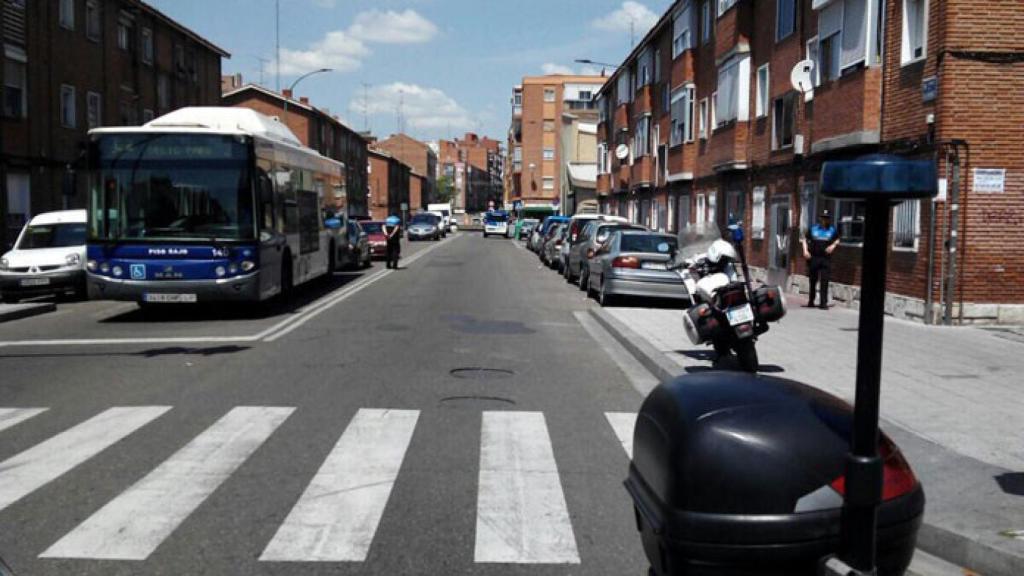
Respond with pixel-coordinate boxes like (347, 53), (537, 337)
(129, 264), (146, 280)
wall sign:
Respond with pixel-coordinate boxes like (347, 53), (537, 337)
(922, 76), (938, 103)
(973, 169), (1006, 194)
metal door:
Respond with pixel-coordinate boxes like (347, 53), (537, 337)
(767, 198), (792, 287)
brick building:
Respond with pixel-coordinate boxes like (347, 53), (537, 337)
(374, 133), (436, 210)
(437, 133), (503, 215)
(596, 0), (1023, 324)
(367, 148), (410, 222)
(222, 83), (369, 217)
(0, 0), (228, 249)
(506, 74), (606, 213)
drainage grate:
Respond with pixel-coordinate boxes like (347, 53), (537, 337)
(449, 367), (515, 380)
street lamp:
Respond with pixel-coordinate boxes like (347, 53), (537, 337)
(282, 67), (332, 119)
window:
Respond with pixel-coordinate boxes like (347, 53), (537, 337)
(543, 88), (556, 102)
(718, 0), (737, 17)
(635, 116), (651, 157)
(696, 193), (707, 230)
(543, 120), (554, 132)
(117, 19), (132, 52)
(616, 70), (633, 104)
(715, 55), (750, 125)
(672, 3), (694, 58)
(772, 92), (796, 150)
(543, 177), (554, 190)
(3, 50), (27, 118)
(662, 84), (670, 111)
(902, 0), (928, 64)
(670, 87), (691, 146)
(543, 148), (555, 161)
(806, 36), (821, 90)
(756, 64), (770, 118)
(578, 90), (592, 101)
(87, 92), (101, 128)
(698, 98), (708, 139)
(157, 74), (169, 111)
(59, 85), (76, 128)
(752, 187), (766, 239)
(800, 182), (819, 233)
(86, 0), (101, 41)
(638, 48), (653, 86)
(59, 0), (74, 29)
(513, 146), (522, 163)
(710, 91), (717, 129)
(819, 32), (841, 82)
(597, 143), (607, 174)
(141, 28), (154, 64)
(817, 0), (870, 74)
(841, 0), (868, 68)
(174, 44), (186, 74)
(119, 100), (136, 125)
(892, 200), (920, 250)
(836, 199), (866, 243)
(776, 0), (796, 42)
(701, 0), (712, 44)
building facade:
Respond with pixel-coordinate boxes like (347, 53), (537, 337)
(367, 148), (410, 222)
(222, 83), (369, 217)
(560, 114), (598, 214)
(1, 0), (228, 248)
(506, 74), (606, 214)
(374, 133), (436, 210)
(596, 0), (1023, 324)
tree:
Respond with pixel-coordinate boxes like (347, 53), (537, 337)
(434, 174), (455, 203)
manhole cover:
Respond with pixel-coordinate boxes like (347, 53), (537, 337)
(449, 367), (515, 380)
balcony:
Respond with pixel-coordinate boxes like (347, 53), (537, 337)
(809, 66), (883, 155)
(597, 173), (612, 196)
(513, 104), (522, 117)
(631, 156), (655, 187)
(715, 0), (752, 62)
(614, 103), (629, 133)
(633, 85), (653, 116)
(616, 163), (631, 191)
(706, 122), (750, 172)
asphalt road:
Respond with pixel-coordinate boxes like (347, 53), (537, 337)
(0, 233), (651, 575)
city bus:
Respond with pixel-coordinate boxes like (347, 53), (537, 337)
(85, 107), (345, 304)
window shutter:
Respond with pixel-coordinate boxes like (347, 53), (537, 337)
(841, 0), (868, 68)
(818, 0), (843, 39)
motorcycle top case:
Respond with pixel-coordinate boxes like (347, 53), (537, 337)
(626, 372), (924, 576)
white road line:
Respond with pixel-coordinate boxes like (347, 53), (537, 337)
(0, 407), (48, 434)
(41, 406), (293, 560)
(0, 407), (170, 513)
(604, 412), (638, 460)
(475, 411), (580, 564)
(574, 311), (659, 397)
(260, 409), (420, 562)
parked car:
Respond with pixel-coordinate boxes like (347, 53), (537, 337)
(588, 230), (687, 307)
(0, 209), (88, 302)
(331, 218), (371, 270)
(516, 218), (539, 241)
(425, 211), (448, 237)
(568, 221), (647, 290)
(407, 213), (442, 241)
(559, 214), (628, 279)
(361, 221), (389, 260)
(530, 215), (569, 252)
(541, 223), (567, 268)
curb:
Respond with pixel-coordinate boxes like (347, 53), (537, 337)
(588, 306), (1020, 576)
(0, 302), (56, 323)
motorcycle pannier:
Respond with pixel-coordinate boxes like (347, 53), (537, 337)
(754, 285), (787, 323)
(682, 303), (720, 345)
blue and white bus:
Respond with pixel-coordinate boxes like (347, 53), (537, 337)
(86, 107), (345, 304)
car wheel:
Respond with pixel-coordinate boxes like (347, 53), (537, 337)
(578, 267), (588, 291)
(599, 278), (616, 307)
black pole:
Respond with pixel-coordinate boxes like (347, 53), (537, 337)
(839, 197), (890, 572)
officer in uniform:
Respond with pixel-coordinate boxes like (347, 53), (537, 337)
(801, 209), (840, 309)
(383, 215), (402, 270)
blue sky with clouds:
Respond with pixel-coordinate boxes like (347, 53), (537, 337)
(148, 0), (672, 143)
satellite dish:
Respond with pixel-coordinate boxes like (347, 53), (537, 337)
(791, 59), (815, 94)
(615, 144), (630, 160)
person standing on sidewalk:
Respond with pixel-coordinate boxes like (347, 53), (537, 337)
(801, 209), (840, 309)
(383, 215), (402, 270)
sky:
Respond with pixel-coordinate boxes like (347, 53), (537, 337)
(147, 0), (673, 144)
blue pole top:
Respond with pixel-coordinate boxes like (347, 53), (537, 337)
(820, 154), (938, 200)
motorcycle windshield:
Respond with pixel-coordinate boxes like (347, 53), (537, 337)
(676, 227), (726, 262)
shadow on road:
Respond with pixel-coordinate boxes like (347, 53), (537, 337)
(0, 345), (252, 360)
(98, 270), (370, 324)
(995, 472), (1024, 497)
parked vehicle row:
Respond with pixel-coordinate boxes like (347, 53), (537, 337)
(522, 213), (788, 372)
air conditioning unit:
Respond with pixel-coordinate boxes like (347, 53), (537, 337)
(794, 134), (805, 156)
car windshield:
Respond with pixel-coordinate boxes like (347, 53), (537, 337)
(361, 222), (384, 234)
(18, 223), (87, 249)
(410, 214), (437, 225)
(485, 213), (507, 223)
(620, 234), (678, 254)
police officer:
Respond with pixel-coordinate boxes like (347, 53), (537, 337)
(383, 215), (402, 270)
(801, 209), (840, 309)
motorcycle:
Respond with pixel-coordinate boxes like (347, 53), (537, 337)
(671, 225), (787, 373)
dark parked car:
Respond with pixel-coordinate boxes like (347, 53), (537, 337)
(334, 219), (371, 270)
(588, 230), (686, 306)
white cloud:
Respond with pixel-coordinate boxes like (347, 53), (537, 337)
(347, 9), (439, 44)
(277, 9), (437, 75)
(541, 62), (576, 75)
(351, 82), (474, 132)
(591, 1), (659, 34)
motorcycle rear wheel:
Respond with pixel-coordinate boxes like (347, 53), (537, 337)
(734, 339), (759, 373)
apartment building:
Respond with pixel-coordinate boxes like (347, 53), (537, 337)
(0, 0), (228, 248)
(222, 83), (369, 217)
(596, 0), (1023, 324)
(560, 114), (598, 215)
(367, 148), (410, 221)
(506, 74), (606, 214)
(374, 133), (436, 210)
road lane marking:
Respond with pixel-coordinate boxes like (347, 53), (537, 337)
(475, 411), (579, 564)
(574, 311), (659, 397)
(41, 406), (293, 560)
(0, 407), (170, 513)
(260, 409), (419, 562)
(0, 407), (48, 434)
(604, 412), (638, 460)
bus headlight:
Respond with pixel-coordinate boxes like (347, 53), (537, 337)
(100, 262), (110, 274)
(228, 263), (239, 275)
(87, 259), (98, 272)
(215, 266), (226, 277)
(112, 266), (124, 277)
(240, 260), (256, 272)
(66, 253), (81, 266)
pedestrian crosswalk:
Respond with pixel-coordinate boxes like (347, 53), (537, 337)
(0, 405), (637, 566)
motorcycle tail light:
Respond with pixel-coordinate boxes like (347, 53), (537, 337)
(829, 436), (918, 502)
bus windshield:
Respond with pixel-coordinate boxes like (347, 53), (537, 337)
(89, 133), (255, 242)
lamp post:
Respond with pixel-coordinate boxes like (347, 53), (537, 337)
(574, 58), (621, 71)
(282, 67), (332, 123)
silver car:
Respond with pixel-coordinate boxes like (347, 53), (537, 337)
(406, 213), (442, 241)
(540, 223), (566, 268)
(588, 230), (687, 307)
(567, 221), (646, 290)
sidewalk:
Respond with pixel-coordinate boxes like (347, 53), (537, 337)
(0, 302), (55, 323)
(591, 301), (1024, 576)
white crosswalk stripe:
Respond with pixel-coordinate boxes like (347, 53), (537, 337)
(475, 411), (580, 564)
(0, 407), (47, 434)
(0, 406), (170, 513)
(41, 406), (294, 560)
(605, 412), (638, 459)
(260, 408), (419, 562)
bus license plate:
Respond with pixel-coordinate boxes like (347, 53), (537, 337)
(20, 278), (51, 286)
(143, 293), (197, 303)
(641, 262), (667, 270)
(726, 304), (754, 326)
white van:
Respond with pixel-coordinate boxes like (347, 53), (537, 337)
(427, 203), (453, 232)
(0, 209), (88, 302)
